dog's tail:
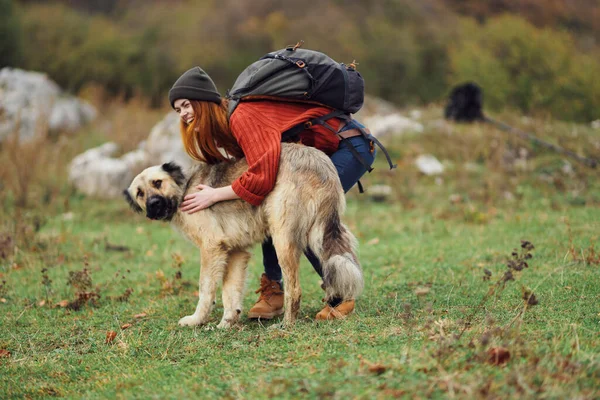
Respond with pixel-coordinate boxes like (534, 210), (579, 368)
(308, 207), (363, 303)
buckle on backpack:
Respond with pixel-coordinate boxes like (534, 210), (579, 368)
(304, 121), (313, 129)
(295, 60), (306, 68)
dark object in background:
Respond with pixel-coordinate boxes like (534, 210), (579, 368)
(444, 82), (597, 168)
(444, 82), (484, 122)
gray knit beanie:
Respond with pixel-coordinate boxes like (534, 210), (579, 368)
(169, 66), (221, 108)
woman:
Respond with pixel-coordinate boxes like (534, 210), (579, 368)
(169, 66), (375, 320)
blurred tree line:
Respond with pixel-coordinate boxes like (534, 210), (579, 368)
(2, 0), (599, 122)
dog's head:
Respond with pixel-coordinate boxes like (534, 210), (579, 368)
(124, 162), (186, 221)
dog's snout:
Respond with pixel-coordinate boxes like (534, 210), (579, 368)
(146, 195), (166, 220)
(147, 196), (163, 208)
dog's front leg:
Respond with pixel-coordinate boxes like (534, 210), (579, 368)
(179, 246), (227, 327)
(273, 239), (302, 327)
(217, 251), (250, 329)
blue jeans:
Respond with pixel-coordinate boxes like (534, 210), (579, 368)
(262, 120), (376, 283)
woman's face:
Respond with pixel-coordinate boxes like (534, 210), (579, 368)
(174, 99), (195, 125)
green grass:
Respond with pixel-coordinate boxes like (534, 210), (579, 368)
(2, 191), (599, 399)
(1, 110), (600, 398)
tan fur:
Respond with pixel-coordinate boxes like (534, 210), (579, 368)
(126, 143), (363, 328)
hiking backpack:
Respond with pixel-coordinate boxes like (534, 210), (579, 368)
(225, 41), (396, 180)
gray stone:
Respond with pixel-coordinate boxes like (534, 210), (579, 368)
(364, 113), (424, 137)
(0, 67), (96, 142)
(415, 154), (444, 175)
(354, 95), (424, 137)
(68, 112), (196, 199)
(145, 112), (193, 168)
(68, 142), (150, 199)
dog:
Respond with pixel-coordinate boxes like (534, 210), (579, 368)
(124, 143), (363, 328)
(444, 82), (484, 122)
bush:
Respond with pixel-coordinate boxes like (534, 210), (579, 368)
(449, 15), (600, 121)
(0, 0), (23, 67)
(16, 0), (455, 107)
(205, 0), (452, 105)
(19, 3), (179, 103)
(14, 1), (600, 121)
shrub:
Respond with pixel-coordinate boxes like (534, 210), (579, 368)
(0, 0), (23, 67)
(14, 1), (600, 121)
(449, 15), (600, 121)
(19, 3), (179, 102)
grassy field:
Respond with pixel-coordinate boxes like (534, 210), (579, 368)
(1, 107), (599, 399)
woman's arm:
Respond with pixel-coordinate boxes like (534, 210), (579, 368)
(228, 108), (282, 206)
(181, 106), (282, 214)
(180, 184), (240, 214)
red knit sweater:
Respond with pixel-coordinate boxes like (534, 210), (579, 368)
(229, 100), (342, 206)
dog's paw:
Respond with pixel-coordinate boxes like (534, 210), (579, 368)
(216, 318), (236, 329)
(178, 315), (205, 327)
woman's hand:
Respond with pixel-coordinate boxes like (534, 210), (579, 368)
(180, 184), (219, 214)
(179, 184), (241, 214)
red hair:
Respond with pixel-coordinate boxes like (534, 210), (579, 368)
(180, 99), (244, 164)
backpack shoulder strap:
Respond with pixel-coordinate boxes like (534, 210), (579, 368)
(357, 126), (397, 170)
(280, 110), (346, 142)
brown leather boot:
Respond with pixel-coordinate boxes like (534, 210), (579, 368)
(315, 300), (355, 320)
(247, 274), (284, 319)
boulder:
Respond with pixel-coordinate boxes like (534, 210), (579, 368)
(68, 142), (150, 199)
(0, 67), (96, 142)
(415, 154), (444, 175)
(49, 97), (97, 133)
(68, 113), (194, 198)
(145, 112), (194, 168)
(354, 95), (424, 137)
(364, 113), (424, 137)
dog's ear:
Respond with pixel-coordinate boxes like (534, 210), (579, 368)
(162, 162), (186, 186)
(123, 189), (143, 213)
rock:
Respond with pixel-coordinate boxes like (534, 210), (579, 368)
(68, 142), (151, 199)
(68, 113), (196, 199)
(415, 155), (444, 175)
(561, 161), (575, 176)
(0, 67), (96, 142)
(449, 193), (462, 204)
(591, 120), (600, 129)
(353, 95), (424, 137)
(409, 110), (422, 120)
(145, 113), (193, 168)
(364, 113), (424, 137)
(354, 95), (399, 118)
(49, 97), (97, 133)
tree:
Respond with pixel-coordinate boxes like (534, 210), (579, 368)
(0, 0), (23, 68)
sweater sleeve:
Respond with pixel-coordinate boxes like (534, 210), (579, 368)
(229, 108), (282, 206)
